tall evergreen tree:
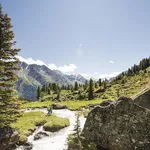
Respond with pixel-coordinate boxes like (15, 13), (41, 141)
(37, 86), (40, 100)
(103, 79), (107, 89)
(95, 82), (98, 89)
(74, 81), (78, 91)
(56, 91), (60, 100)
(0, 5), (21, 127)
(84, 80), (88, 90)
(88, 79), (94, 100)
(98, 78), (102, 86)
(47, 88), (51, 95)
(52, 83), (57, 91)
(67, 84), (70, 90)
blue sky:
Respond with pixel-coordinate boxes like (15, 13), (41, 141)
(1, 0), (150, 78)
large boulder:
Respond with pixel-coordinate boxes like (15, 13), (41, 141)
(83, 97), (150, 150)
(0, 127), (19, 150)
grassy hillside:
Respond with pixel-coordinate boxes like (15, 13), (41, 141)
(99, 67), (150, 100)
(22, 68), (150, 110)
(22, 57), (150, 109)
(37, 67), (150, 101)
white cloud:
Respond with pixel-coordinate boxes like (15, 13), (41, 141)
(109, 60), (114, 64)
(17, 56), (120, 79)
(79, 44), (82, 47)
(48, 64), (77, 73)
(81, 73), (91, 79)
(17, 56), (77, 73)
(82, 72), (120, 80)
(58, 64), (77, 73)
(48, 64), (57, 70)
(97, 72), (120, 79)
(16, 56), (46, 66)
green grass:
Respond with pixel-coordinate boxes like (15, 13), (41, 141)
(11, 111), (69, 144)
(60, 99), (102, 110)
(43, 115), (70, 132)
(100, 69), (150, 100)
(22, 99), (103, 110)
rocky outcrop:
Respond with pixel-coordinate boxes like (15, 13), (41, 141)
(34, 131), (49, 140)
(134, 89), (150, 110)
(22, 142), (33, 150)
(0, 127), (19, 150)
(83, 97), (150, 150)
(43, 125), (66, 132)
(52, 104), (67, 109)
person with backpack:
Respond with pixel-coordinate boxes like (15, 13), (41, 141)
(47, 105), (52, 115)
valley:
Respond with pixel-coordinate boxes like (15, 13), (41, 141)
(1, 1), (150, 150)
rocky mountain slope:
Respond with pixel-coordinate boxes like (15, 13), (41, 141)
(15, 62), (86, 100)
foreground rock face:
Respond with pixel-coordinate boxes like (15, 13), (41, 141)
(0, 127), (19, 150)
(83, 97), (150, 150)
(134, 89), (150, 110)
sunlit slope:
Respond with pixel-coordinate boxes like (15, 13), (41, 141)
(99, 67), (150, 100)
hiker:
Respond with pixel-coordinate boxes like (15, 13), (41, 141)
(47, 105), (52, 115)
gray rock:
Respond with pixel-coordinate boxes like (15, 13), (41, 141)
(83, 97), (150, 150)
(68, 146), (81, 150)
(88, 100), (114, 109)
(23, 142), (33, 150)
(134, 89), (150, 110)
(0, 127), (19, 150)
(52, 104), (67, 109)
(34, 131), (49, 140)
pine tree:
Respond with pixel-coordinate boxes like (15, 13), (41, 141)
(47, 88), (51, 94)
(56, 91), (60, 100)
(0, 5), (21, 127)
(72, 114), (82, 150)
(74, 81), (78, 91)
(103, 79), (107, 89)
(73, 115), (81, 137)
(52, 83), (57, 91)
(37, 86), (40, 100)
(117, 89), (120, 98)
(95, 82), (98, 89)
(88, 79), (94, 100)
(84, 80), (88, 90)
(41, 85), (46, 92)
(67, 84), (70, 90)
(49, 83), (52, 90)
(98, 78), (102, 86)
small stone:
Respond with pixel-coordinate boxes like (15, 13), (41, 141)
(34, 131), (49, 140)
(131, 138), (136, 143)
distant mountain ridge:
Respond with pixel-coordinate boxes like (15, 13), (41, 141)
(16, 62), (86, 100)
